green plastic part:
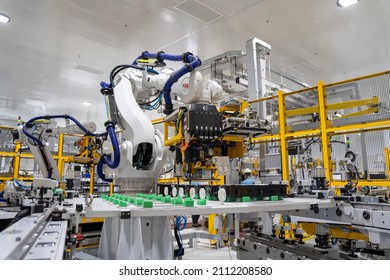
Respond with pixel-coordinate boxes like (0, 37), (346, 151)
(197, 199), (207, 205)
(242, 196), (251, 202)
(183, 198), (194, 207)
(135, 198), (144, 205)
(173, 198), (183, 205)
(129, 197), (136, 203)
(143, 200), (153, 208)
(163, 196), (172, 203)
(114, 199), (120, 205)
(136, 193), (143, 198)
(278, 196), (284, 200)
(54, 189), (63, 194)
(119, 201), (128, 207)
(270, 195), (279, 201)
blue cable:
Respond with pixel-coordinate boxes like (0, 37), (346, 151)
(96, 124), (121, 182)
(176, 215), (187, 230)
(175, 216), (187, 256)
(13, 179), (32, 190)
(146, 68), (159, 75)
(131, 51), (202, 112)
(23, 114), (108, 147)
(22, 114), (118, 182)
(57, 174), (67, 182)
(145, 93), (162, 110)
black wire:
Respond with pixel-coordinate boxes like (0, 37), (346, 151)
(303, 137), (321, 152)
(353, 164), (362, 179)
(345, 151), (357, 162)
(331, 140), (347, 145)
(165, 167), (174, 173)
(109, 64), (145, 87)
(7, 209), (30, 228)
(138, 92), (162, 106)
(247, 143), (256, 150)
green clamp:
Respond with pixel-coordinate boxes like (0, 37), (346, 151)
(183, 198), (194, 207)
(173, 198), (183, 205)
(143, 200), (153, 208)
(135, 198), (144, 205)
(197, 199), (207, 205)
(119, 201), (128, 207)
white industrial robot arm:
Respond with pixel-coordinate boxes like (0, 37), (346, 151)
(18, 115), (99, 180)
(97, 51), (222, 183)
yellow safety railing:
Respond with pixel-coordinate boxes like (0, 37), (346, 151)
(249, 70), (390, 191)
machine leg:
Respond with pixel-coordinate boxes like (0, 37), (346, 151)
(235, 213), (240, 241)
(98, 216), (173, 260)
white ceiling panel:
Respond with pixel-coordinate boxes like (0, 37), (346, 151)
(0, 0), (389, 129)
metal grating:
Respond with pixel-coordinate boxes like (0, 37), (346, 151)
(175, 0), (222, 23)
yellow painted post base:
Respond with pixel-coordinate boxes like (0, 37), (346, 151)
(208, 214), (218, 245)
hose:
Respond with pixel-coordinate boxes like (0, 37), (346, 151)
(96, 122), (120, 182)
(345, 151), (356, 162)
(132, 51), (202, 114)
(174, 215), (187, 257)
(7, 209), (30, 228)
(23, 114), (108, 147)
(0, 191), (6, 202)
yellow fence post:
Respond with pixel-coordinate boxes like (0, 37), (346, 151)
(89, 164), (94, 194)
(57, 134), (65, 186)
(385, 148), (390, 179)
(317, 81), (332, 183)
(13, 142), (21, 179)
(109, 182), (113, 197)
(277, 90), (290, 192)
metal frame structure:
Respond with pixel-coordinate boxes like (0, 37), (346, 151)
(0, 133), (101, 192)
(251, 70), (390, 191)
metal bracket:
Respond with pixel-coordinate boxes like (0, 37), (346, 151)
(120, 211), (131, 219)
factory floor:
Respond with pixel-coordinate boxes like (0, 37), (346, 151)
(179, 227), (237, 260)
(182, 240), (237, 260)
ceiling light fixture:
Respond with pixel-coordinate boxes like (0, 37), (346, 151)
(337, 0), (359, 8)
(82, 101), (91, 106)
(0, 13), (10, 24)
